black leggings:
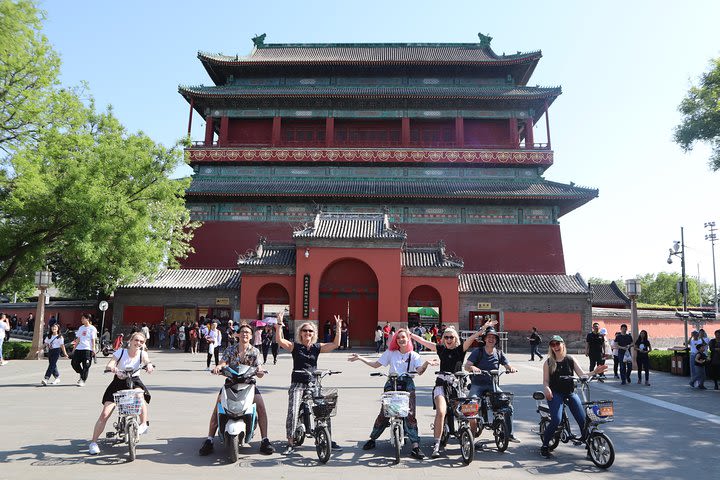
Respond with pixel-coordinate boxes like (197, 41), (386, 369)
(207, 348), (219, 368)
(636, 354), (650, 382)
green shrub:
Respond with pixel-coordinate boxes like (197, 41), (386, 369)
(2, 341), (32, 360)
(649, 349), (673, 372)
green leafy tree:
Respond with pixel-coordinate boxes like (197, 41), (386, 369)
(0, 0), (197, 297)
(637, 272), (701, 307)
(674, 57), (720, 170)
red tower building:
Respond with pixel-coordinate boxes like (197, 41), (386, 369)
(164, 34), (598, 344)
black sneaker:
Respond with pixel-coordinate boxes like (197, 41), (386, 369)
(331, 441), (343, 451)
(260, 438), (275, 455)
(540, 445), (550, 457)
(199, 439), (214, 456)
(410, 446), (425, 460)
(362, 439), (376, 450)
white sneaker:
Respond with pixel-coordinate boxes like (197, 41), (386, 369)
(138, 423), (149, 435)
(88, 442), (100, 455)
(78, 379), (85, 387)
(0, 360), (8, 366)
(52, 378), (61, 385)
(41, 378), (48, 386)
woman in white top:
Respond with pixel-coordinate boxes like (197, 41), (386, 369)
(88, 332), (154, 455)
(39, 322), (69, 385)
(205, 321), (222, 369)
(0, 314), (9, 365)
(349, 327), (438, 460)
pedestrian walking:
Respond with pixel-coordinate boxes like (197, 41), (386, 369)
(528, 326), (543, 361)
(71, 314), (98, 386)
(39, 322), (69, 385)
(708, 329), (720, 390)
(635, 329), (652, 385)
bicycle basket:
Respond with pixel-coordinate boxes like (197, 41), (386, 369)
(312, 388), (338, 418)
(584, 400), (614, 423)
(488, 391), (514, 410)
(113, 389), (143, 415)
(382, 391), (410, 418)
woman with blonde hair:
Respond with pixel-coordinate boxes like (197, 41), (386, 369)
(275, 311), (343, 455)
(87, 332), (154, 455)
(539, 335), (606, 457)
(410, 324), (488, 458)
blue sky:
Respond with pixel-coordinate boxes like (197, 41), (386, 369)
(40, 0), (720, 286)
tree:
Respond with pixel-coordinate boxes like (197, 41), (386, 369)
(636, 272), (701, 307)
(674, 57), (720, 170)
(0, 0), (197, 297)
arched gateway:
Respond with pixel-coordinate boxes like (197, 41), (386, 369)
(319, 259), (378, 345)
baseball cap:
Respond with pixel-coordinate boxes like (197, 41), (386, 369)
(550, 335), (564, 343)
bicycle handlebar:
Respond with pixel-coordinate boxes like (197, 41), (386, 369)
(370, 371), (416, 378)
(104, 364), (153, 375)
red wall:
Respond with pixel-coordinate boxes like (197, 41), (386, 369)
(464, 119), (512, 148)
(401, 277), (459, 327)
(0, 304), (110, 330)
(182, 221), (566, 274)
(239, 275), (295, 321)
(227, 119), (272, 146)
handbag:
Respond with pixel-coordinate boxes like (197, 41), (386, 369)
(43, 335), (58, 358)
(623, 348), (632, 363)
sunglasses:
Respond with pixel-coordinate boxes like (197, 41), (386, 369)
(442, 336), (454, 340)
(301, 329), (315, 333)
(549, 341), (561, 347)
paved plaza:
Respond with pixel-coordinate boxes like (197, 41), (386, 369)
(1, 347), (718, 479)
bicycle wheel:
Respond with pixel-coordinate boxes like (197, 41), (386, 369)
(392, 423), (402, 465)
(127, 418), (138, 462)
(315, 426), (331, 464)
(493, 417), (508, 452)
(224, 432), (239, 463)
(587, 432), (615, 469)
(459, 425), (474, 465)
(539, 418), (560, 451)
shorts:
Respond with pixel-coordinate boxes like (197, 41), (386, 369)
(102, 375), (151, 405)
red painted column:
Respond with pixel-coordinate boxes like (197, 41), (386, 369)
(187, 98), (194, 136)
(326, 117), (334, 147)
(525, 117), (534, 149)
(509, 117), (519, 148)
(401, 117), (410, 147)
(204, 115), (214, 146)
(455, 117), (464, 148)
(271, 116), (282, 146)
(219, 116), (229, 146)
(545, 101), (552, 149)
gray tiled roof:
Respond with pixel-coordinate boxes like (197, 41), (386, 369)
(403, 245), (464, 268)
(238, 244), (296, 266)
(459, 273), (588, 295)
(179, 84), (560, 100)
(590, 282), (629, 307)
(294, 212), (406, 240)
(199, 44), (541, 65)
(119, 269), (241, 290)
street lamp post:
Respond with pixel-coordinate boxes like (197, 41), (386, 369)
(26, 269), (52, 359)
(705, 222), (718, 317)
(625, 279), (641, 341)
(667, 227), (688, 345)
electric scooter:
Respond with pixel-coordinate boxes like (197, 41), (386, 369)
(217, 364), (259, 463)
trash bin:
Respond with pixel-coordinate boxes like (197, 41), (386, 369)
(670, 349), (690, 376)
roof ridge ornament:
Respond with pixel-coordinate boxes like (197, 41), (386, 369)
(477, 32), (492, 48)
(252, 33), (267, 48)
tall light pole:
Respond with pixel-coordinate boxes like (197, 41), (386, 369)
(26, 269), (52, 359)
(668, 227), (688, 344)
(705, 221), (718, 317)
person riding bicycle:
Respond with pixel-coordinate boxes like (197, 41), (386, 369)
(409, 324), (490, 458)
(540, 335), (607, 457)
(464, 328), (519, 444)
(349, 327), (438, 460)
(88, 332), (154, 455)
(276, 311), (343, 455)
(198, 323), (275, 456)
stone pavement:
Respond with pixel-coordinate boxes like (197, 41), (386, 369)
(1, 347), (718, 480)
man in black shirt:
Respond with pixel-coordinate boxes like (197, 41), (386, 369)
(585, 323), (606, 376)
(614, 324), (634, 385)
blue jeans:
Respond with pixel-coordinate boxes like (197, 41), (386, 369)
(469, 384), (515, 436)
(542, 392), (586, 446)
(530, 344), (542, 360)
(44, 348), (61, 379)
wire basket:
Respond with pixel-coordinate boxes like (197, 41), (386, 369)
(382, 391), (410, 418)
(487, 391), (514, 410)
(584, 400), (614, 423)
(113, 389), (143, 415)
(312, 388), (338, 418)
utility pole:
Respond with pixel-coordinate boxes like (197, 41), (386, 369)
(705, 222), (718, 317)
